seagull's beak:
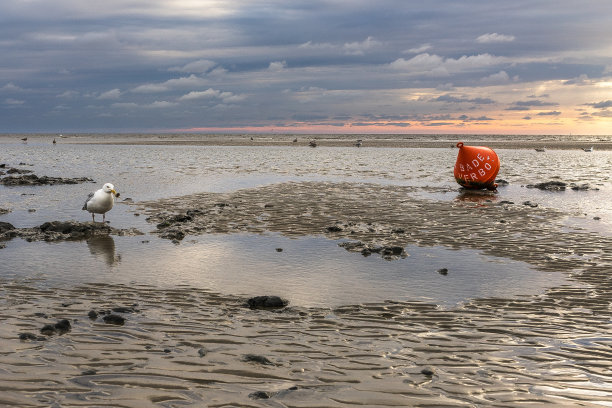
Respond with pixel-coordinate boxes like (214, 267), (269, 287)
(111, 189), (117, 196)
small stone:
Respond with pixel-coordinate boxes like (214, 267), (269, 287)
(54, 319), (71, 333)
(198, 348), (207, 357)
(275, 248), (283, 252)
(19, 332), (39, 341)
(164, 348), (171, 353)
(242, 354), (274, 365)
(88, 310), (99, 319)
(593, 216), (601, 220)
(102, 314), (125, 325)
(247, 296), (288, 310)
(0, 222), (15, 233)
(40, 324), (56, 336)
(249, 391), (272, 399)
(81, 369), (97, 376)
(326, 225), (343, 232)
(437, 268), (448, 275)
(421, 367), (434, 376)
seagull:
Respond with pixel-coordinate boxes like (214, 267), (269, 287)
(82, 183), (118, 222)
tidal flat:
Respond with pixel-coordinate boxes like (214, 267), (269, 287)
(1, 134), (611, 407)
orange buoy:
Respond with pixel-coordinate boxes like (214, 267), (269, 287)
(454, 142), (500, 190)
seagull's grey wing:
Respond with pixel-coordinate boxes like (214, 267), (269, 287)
(82, 192), (95, 210)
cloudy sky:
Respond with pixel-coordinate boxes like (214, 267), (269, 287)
(1, 0), (611, 134)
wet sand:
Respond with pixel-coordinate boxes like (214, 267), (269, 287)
(1, 181), (610, 406)
(1, 136), (611, 406)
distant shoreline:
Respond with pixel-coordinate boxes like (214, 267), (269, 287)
(1, 133), (611, 150)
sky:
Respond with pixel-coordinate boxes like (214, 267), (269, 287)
(1, 0), (611, 135)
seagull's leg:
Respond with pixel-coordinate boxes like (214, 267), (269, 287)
(92, 213), (95, 222)
(103, 213), (106, 223)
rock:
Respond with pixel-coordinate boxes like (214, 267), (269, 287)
(81, 369), (97, 375)
(198, 348), (207, 357)
(88, 310), (99, 319)
(40, 324), (56, 336)
(275, 248), (283, 252)
(0, 208), (10, 215)
(160, 229), (186, 241)
(381, 246), (404, 258)
(421, 367), (434, 376)
(570, 183), (597, 191)
(19, 332), (40, 341)
(6, 167), (33, 174)
(54, 319), (71, 333)
(249, 391), (273, 400)
(437, 268), (448, 275)
(522, 201), (538, 208)
(102, 314), (126, 325)
(526, 181), (567, 191)
(0, 222), (15, 233)
(338, 241), (365, 252)
(40, 221), (110, 235)
(247, 296), (288, 310)
(242, 354), (275, 365)
(326, 225), (343, 232)
(0, 174), (94, 186)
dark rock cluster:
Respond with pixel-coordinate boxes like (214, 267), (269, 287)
(0, 174), (94, 186)
(338, 240), (407, 260)
(526, 181), (599, 191)
(0, 220), (142, 244)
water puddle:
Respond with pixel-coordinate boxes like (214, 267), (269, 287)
(1, 233), (568, 308)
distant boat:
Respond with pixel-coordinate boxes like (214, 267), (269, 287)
(582, 146), (594, 152)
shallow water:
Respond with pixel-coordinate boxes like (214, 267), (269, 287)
(1, 141), (610, 308)
(0, 233), (567, 308)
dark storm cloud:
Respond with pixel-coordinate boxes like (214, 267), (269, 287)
(0, 0), (611, 131)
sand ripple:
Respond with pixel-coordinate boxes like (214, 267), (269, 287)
(1, 278), (610, 407)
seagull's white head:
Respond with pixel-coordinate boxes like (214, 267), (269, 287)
(102, 183), (117, 195)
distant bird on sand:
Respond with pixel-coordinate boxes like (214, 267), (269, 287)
(21, 137), (27, 142)
(83, 183), (118, 222)
(52, 138), (56, 144)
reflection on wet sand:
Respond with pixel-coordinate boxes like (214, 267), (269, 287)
(454, 188), (499, 204)
(87, 235), (120, 265)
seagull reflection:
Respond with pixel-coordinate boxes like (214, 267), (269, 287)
(87, 235), (121, 265)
